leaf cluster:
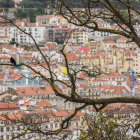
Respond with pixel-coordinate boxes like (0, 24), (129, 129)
(80, 113), (127, 140)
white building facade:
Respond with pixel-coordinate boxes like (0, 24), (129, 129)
(10, 22), (47, 44)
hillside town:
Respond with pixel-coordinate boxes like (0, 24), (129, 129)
(0, 0), (140, 139)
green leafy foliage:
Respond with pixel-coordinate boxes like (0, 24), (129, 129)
(14, 0), (54, 22)
(15, 8), (45, 22)
(0, 0), (14, 8)
(80, 112), (128, 140)
(9, 41), (19, 46)
(55, 38), (64, 44)
(17, 0), (51, 8)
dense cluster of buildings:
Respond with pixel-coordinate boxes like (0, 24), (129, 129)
(0, 9), (140, 139)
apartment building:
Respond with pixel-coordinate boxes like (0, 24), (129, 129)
(10, 22), (47, 44)
(0, 111), (85, 140)
(36, 15), (68, 26)
(0, 18), (11, 44)
(72, 30), (88, 45)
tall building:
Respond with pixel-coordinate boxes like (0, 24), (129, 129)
(10, 22), (47, 45)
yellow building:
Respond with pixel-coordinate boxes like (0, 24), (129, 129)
(76, 44), (135, 74)
(89, 41), (103, 53)
(96, 49), (134, 74)
(72, 30), (88, 45)
(59, 65), (67, 76)
(132, 53), (140, 74)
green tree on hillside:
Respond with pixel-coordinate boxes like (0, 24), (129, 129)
(15, 8), (45, 22)
(0, 0), (14, 8)
(17, 0), (51, 8)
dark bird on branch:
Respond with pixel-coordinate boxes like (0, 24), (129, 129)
(10, 57), (16, 65)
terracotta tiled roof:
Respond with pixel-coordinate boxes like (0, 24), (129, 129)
(0, 74), (4, 79)
(66, 53), (79, 61)
(37, 100), (52, 109)
(0, 36), (9, 38)
(110, 24), (127, 30)
(79, 84), (90, 89)
(70, 111), (85, 116)
(100, 72), (123, 78)
(45, 42), (57, 47)
(7, 113), (23, 120)
(117, 36), (129, 41)
(16, 22), (36, 27)
(16, 86), (55, 96)
(103, 103), (140, 114)
(53, 110), (69, 117)
(0, 56), (10, 59)
(104, 40), (115, 44)
(79, 47), (89, 53)
(0, 102), (20, 110)
(0, 44), (7, 47)
(90, 77), (106, 82)
(13, 76), (22, 81)
(78, 74), (89, 79)
(95, 85), (129, 94)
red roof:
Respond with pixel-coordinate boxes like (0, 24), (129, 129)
(104, 40), (115, 44)
(53, 110), (69, 117)
(0, 74), (4, 79)
(0, 103), (20, 110)
(66, 53), (79, 61)
(79, 84), (90, 89)
(45, 42), (57, 47)
(13, 76), (21, 81)
(16, 86), (55, 96)
(78, 74), (89, 79)
(117, 36), (129, 41)
(0, 113), (22, 121)
(95, 85), (129, 94)
(79, 47), (89, 53)
(0, 56), (10, 59)
(16, 22), (36, 27)
(100, 72), (123, 78)
(37, 100), (52, 109)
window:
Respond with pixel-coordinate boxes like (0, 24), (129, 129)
(6, 127), (10, 131)
(17, 126), (20, 130)
(6, 135), (9, 139)
(55, 123), (58, 128)
(76, 122), (78, 127)
(12, 126), (15, 131)
(50, 124), (53, 129)
(46, 125), (48, 129)
(0, 127), (3, 132)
